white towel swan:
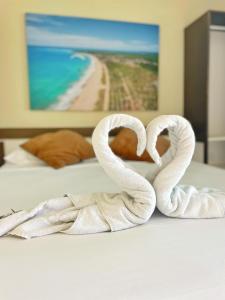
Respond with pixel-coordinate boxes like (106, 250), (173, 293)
(0, 114), (156, 238)
(146, 115), (225, 218)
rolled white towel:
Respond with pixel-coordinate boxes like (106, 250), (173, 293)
(146, 115), (225, 218)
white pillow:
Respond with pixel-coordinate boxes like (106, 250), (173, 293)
(4, 147), (45, 167)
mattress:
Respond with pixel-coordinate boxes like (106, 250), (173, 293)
(0, 161), (225, 300)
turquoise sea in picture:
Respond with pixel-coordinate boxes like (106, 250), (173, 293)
(28, 46), (91, 110)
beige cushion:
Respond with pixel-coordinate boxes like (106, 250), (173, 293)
(21, 130), (95, 168)
(110, 128), (170, 162)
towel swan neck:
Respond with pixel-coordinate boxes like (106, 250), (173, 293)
(146, 115), (225, 218)
(92, 114), (156, 220)
(92, 114), (154, 198)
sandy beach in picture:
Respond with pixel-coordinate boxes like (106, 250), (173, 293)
(26, 13), (159, 111)
(69, 55), (110, 111)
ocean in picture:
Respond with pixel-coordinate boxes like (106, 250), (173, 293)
(28, 46), (93, 110)
(26, 13), (160, 111)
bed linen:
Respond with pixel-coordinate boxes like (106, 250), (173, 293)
(0, 161), (225, 300)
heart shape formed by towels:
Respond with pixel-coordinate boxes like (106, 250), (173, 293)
(1, 113), (225, 240)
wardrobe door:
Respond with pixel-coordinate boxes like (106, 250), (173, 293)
(208, 29), (225, 166)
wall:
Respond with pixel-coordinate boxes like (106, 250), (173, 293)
(184, 0), (225, 25)
(0, 0), (184, 128)
(0, 0), (224, 129)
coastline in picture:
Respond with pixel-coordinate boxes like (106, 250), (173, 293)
(26, 13), (160, 111)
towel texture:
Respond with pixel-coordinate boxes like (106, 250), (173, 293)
(0, 114), (156, 239)
(146, 115), (225, 218)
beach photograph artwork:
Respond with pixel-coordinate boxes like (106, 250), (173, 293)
(25, 13), (159, 111)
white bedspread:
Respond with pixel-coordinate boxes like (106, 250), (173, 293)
(0, 161), (225, 300)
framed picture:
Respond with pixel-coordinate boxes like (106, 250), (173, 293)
(25, 13), (159, 111)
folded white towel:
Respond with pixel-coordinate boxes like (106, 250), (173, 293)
(0, 114), (156, 239)
(146, 115), (225, 218)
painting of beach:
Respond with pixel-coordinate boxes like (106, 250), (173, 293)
(25, 13), (159, 111)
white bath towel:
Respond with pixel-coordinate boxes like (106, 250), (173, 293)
(146, 115), (225, 218)
(0, 114), (156, 239)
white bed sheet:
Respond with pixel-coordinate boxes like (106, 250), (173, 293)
(0, 161), (225, 300)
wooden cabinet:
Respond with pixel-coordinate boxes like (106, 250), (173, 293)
(184, 11), (225, 167)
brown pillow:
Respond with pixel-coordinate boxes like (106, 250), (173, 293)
(21, 130), (95, 168)
(110, 128), (170, 162)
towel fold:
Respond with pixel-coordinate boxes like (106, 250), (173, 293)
(146, 115), (225, 218)
(0, 114), (156, 239)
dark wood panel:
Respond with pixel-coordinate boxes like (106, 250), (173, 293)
(0, 142), (4, 166)
(184, 11), (211, 163)
(0, 127), (95, 138)
(184, 11), (210, 141)
(0, 127), (123, 139)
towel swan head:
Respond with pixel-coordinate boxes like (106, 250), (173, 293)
(92, 113), (146, 159)
(146, 115), (195, 171)
(92, 114), (151, 188)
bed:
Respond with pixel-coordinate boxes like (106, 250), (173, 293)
(1, 155), (225, 300)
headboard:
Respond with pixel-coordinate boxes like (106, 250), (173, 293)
(0, 127), (94, 139)
(0, 142), (4, 166)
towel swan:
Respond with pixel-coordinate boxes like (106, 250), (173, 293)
(0, 114), (156, 238)
(146, 115), (225, 218)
